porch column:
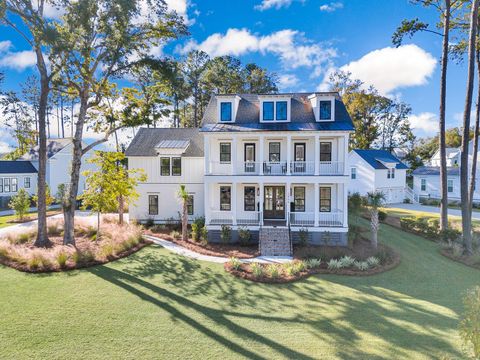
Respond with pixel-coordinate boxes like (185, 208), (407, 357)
(259, 135), (264, 175)
(231, 135), (237, 175)
(259, 182), (264, 226)
(314, 134), (320, 176)
(286, 181), (291, 225)
(204, 135), (210, 175)
(204, 182), (210, 225)
(342, 183), (348, 227)
(287, 134), (292, 175)
(314, 183), (319, 227)
(232, 182), (237, 226)
(343, 134), (349, 175)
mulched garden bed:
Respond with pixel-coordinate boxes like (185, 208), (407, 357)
(6, 210), (62, 224)
(440, 248), (480, 270)
(144, 229), (259, 259)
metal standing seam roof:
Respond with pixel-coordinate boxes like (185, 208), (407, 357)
(412, 166), (460, 176)
(156, 140), (190, 149)
(353, 149), (409, 170)
(0, 161), (38, 174)
(200, 93), (355, 132)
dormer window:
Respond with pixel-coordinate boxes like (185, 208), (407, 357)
(319, 100), (332, 120)
(276, 101), (287, 120)
(263, 102), (274, 121)
(260, 98), (290, 122)
(220, 102), (232, 122)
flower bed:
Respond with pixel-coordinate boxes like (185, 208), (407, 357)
(0, 217), (150, 273)
(144, 227), (259, 259)
(440, 245), (480, 270)
(225, 243), (400, 283)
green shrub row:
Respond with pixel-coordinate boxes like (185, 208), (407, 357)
(399, 216), (461, 243)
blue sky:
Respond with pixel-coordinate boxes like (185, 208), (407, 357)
(0, 0), (473, 147)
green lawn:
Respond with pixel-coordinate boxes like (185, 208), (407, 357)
(0, 214), (21, 229)
(0, 220), (479, 359)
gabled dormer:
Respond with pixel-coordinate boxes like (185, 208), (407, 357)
(309, 94), (335, 122)
(217, 95), (241, 123)
(258, 95), (291, 123)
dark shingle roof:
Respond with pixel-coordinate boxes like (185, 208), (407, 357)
(201, 93), (354, 132)
(412, 166), (460, 176)
(125, 128), (204, 157)
(0, 161), (37, 174)
(21, 138), (72, 161)
(353, 149), (409, 170)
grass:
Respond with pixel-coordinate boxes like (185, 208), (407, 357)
(0, 210), (60, 229)
(0, 219), (479, 359)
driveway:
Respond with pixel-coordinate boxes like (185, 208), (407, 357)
(386, 203), (480, 220)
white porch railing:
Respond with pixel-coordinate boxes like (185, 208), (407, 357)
(236, 162), (261, 175)
(263, 161), (287, 175)
(319, 161), (344, 175)
(290, 161), (315, 175)
(318, 211), (344, 227)
(237, 211), (262, 226)
(209, 211), (233, 225)
(208, 162), (232, 175)
(290, 212), (315, 227)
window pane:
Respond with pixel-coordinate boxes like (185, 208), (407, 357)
(320, 187), (331, 212)
(11, 178), (17, 192)
(320, 142), (332, 161)
(187, 195), (194, 215)
(351, 167), (356, 179)
(269, 142), (280, 162)
(244, 187), (256, 211)
(220, 102), (232, 121)
(149, 195), (158, 215)
(172, 158), (181, 176)
(161, 158), (170, 176)
(276, 101), (287, 120)
(294, 187), (305, 212)
(319, 100), (332, 120)
(220, 143), (231, 163)
(421, 179), (426, 191)
(263, 101), (274, 121)
(0, 178), (3, 193)
(24, 177), (30, 188)
(294, 144), (305, 161)
(4, 178), (10, 192)
(220, 186), (231, 211)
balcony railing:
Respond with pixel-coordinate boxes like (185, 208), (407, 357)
(209, 211), (233, 225)
(290, 212), (315, 227)
(208, 161), (345, 176)
(318, 211), (344, 227)
(237, 211), (262, 226)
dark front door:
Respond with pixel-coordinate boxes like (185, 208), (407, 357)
(264, 186), (285, 219)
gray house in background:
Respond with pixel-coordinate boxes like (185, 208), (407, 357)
(0, 161), (38, 210)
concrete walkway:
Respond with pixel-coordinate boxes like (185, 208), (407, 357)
(143, 234), (293, 264)
(385, 203), (480, 220)
(0, 205), (60, 217)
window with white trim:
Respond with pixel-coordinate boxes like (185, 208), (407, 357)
(24, 177), (31, 188)
(319, 100), (332, 120)
(421, 179), (426, 191)
(148, 195), (158, 215)
(351, 167), (357, 180)
(447, 179), (454, 193)
(220, 102), (232, 122)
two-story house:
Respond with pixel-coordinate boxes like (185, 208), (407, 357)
(126, 92), (354, 256)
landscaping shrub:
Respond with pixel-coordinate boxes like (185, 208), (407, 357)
(238, 227), (251, 246)
(191, 223), (200, 242)
(284, 263), (299, 276)
(266, 264), (280, 278)
(459, 286), (480, 359)
(200, 226), (208, 243)
(165, 217), (181, 231)
(298, 227), (309, 246)
(229, 257), (241, 270)
(452, 243), (464, 258)
(378, 210), (387, 222)
(305, 258), (321, 269)
(151, 224), (166, 233)
(293, 260), (307, 273)
(403, 198), (411, 204)
(339, 256), (355, 268)
(170, 230), (181, 240)
(354, 261), (370, 271)
(220, 225), (231, 243)
(193, 217), (205, 228)
(145, 218), (155, 228)
(440, 228), (461, 244)
(8, 188), (31, 221)
(250, 262), (263, 278)
(55, 249), (69, 269)
(327, 259), (342, 270)
(366, 256), (380, 268)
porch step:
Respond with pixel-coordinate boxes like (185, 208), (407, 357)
(259, 227), (292, 257)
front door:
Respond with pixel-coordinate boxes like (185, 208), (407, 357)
(244, 143), (256, 173)
(264, 186), (285, 219)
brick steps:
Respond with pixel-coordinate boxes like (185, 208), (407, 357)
(259, 227), (292, 257)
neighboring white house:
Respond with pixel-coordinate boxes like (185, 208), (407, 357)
(0, 161), (38, 209)
(429, 148), (460, 167)
(348, 149), (409, 204)
(127, 92), (354, 254)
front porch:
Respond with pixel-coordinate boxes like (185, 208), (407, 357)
(205, 182), (348, 229)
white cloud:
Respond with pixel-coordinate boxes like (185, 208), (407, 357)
(255, 0), (299, 11)
(0, 50), (37, 71)
(0, 41), (12, 53)
(340, 44), (437, 95)
(180, 28), (337, 75)
(409, 112), (438, 136)
(278, 74), (299, 89)
(319, 2), (343, 12)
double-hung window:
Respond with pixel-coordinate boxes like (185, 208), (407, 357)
(262, 101), (274, 121)
(319, 100), (332, 120)
(447, 179), (454, 193)
(24, 177), (31, 188)
(294, 187), (305, 212)
(421, 179), (427, 191)
(172, 157), (181, 176)
(244, 186), (256, 211)
(220, 186), (231, 211)
(320, 187), (331, 212)
(4, 178), (10, 193)
(220, 143), (231, 163)
(320, 142), (332, 162)
(220, 102), (232, 122)
(11, 178), (17, 192)
(276, 101), (287, 120)
(269, 142), (281, 162)
(387, 168), (395, 179)
(351, 167), (357, 180)
(0, 178), (3, 193)
(149, 195), (159, 215)
(160, 158), (170, 176)
(187, 195), (194, 215)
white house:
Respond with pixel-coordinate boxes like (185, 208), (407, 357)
(127, 92), (354, 255)
(429, 148), (460, 167)
(0, 161), (38, 209)
(348, 149), (409, 204)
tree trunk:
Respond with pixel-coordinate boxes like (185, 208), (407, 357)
(439, 0), (450, 232)
(182, 201), (188, 241)
(468, 51), (480, 217)
(370, 209), (378, 249)
(33, 47), (51, 248)
(63, 93), (88, 246)
(460, 0), (479, 256)
(97, 211), (101, 240)
(118, 195), (124, 225)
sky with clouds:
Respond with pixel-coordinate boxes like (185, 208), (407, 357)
(0, 0), (474, 150)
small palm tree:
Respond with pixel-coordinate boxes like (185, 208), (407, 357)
(366, 191), (385, 249)
(177, 185), (189, 241)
